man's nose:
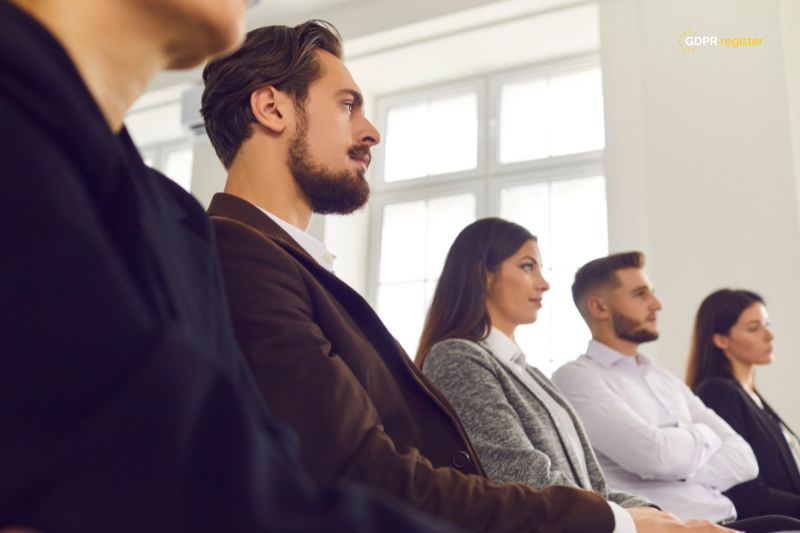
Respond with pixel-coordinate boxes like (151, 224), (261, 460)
(358, 117), (380, 146)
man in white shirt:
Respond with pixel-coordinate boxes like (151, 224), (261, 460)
(553, 251), (800, 532)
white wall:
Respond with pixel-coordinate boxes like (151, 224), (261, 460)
(601, 0), (800, 429)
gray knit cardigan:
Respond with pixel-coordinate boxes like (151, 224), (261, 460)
(422, 338), (651, 509)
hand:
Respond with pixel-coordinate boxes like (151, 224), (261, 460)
(629, 507), (739, 532)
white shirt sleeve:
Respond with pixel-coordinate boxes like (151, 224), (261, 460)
(680, 382), (759, 489)
(610, 502), (636, 533)
(552, 363), (728, 481)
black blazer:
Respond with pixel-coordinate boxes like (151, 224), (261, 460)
(0, 4), (453, 533)
(696, 377), (800, 518)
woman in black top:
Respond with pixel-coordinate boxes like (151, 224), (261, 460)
(687, 289), (800, 518)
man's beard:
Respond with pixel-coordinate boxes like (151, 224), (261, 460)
(611, 309), (659, 344)
(288, 113), (370, 215)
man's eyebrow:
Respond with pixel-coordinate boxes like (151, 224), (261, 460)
(336, 89), (363, 107)
(520, 255), (539, 265)
(630, 284), (649, 294)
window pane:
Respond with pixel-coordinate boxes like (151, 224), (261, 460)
(499, 182), (551, 261)
(377, 193), (476, 356)
(379, 200), (427, 283)
(425, 194), (476, 279)
(427, 93), (478, 177)
(498, 66), (604, 164)
(384, 92), (478, 182)
(384, 102), (429, 182)
(163, 146), (193, 191)
(376, 282), (426, 356)
(499, 77), (550, 164)
(519, 266), (593, 377)
(549, 69), (605, 156)
(549, 176), (608, 270)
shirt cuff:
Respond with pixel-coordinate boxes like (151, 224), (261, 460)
(610, 502), (636, 533)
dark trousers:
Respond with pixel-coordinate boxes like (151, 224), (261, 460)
(727, 515), (800, 532)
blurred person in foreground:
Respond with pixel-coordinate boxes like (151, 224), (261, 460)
(0, 1), (455, 532)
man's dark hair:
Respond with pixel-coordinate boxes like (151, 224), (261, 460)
(201, 20), (343, 168)
(571, 251), (645, 316)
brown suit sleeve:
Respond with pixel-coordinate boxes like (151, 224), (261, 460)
(212, 217), (614, 533)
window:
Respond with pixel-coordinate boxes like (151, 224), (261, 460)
(370, 56), (608, 374)
(384, 91), (479, 182)
(126, 87), (195, 192)
(497, 175), (608, 376)
(498, 66), (605, 163)
(375, 193), (477, 353)
(162, 145), (194, 191)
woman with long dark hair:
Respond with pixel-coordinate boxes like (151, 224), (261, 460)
(687, 289), (800, 517)
(416, 217), (655, 520)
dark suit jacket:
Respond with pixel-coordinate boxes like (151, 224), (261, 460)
(209, 192), (615, 532)
(696, 377), (800, 518)
(0, 4), (455, 532)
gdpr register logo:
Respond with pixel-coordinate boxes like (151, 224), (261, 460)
(678, 30), (764, 52)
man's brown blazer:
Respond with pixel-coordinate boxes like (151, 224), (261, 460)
(208, 192), (614, 532)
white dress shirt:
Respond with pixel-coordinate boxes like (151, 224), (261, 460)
(552, 340), (759, 522)
(484, 330), (635, 533)
(256, 207), (336, 272)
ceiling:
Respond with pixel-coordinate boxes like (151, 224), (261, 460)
(246, 0), (361, 28)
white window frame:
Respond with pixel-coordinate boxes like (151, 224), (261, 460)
(372, 78), (488, 193)
(366, 178), (486, 305)
(367, 54), (606, 359)
(486, 53), (604, 176)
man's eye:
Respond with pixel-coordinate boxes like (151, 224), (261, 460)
(520, 263), (534, 272)
(343, 102), (354, 113)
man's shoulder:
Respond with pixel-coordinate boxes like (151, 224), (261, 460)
(553, 354), (595, 375)
(551, 354), (600, 390)
(210, 207), (293, 257)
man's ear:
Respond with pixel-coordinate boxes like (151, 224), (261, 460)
(712, 333), (729, 351)
(586, 295), (610, 320)
(250, 86), (288, 134)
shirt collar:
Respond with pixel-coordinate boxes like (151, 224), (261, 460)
(484, 328), (526, 368)
(585, 339), (650, 368)
(255, 207), (336, 272)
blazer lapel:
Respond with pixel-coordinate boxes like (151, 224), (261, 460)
(480, 342), (593, 489)
(527, 367), (595, 489)
(758, 396), (800, 492)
